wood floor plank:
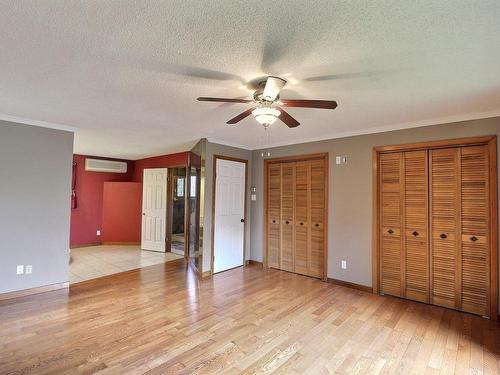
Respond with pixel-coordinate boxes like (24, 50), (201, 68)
(0, 260), (499, 374)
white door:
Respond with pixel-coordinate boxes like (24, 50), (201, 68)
(214, 159), (246, 273)
(141, 168), (168, 252)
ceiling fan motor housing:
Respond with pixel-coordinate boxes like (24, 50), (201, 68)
(253, 87), (279, 102)
(253, 76), (287, 102)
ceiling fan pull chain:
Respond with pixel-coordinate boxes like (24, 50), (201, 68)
(260, 124), (272, 158)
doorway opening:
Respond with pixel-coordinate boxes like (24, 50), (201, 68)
(169, 167), (187, 256)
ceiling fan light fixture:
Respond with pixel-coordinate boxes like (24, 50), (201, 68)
(252, 107), (281, 126)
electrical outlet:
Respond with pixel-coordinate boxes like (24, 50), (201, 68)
(96, 230), (101, 236)
(341, 260), (347, 270)
(25, 265), (33, 274)
(16, 265), (24, 275)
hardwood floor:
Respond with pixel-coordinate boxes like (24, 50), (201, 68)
(0, 261), (499, 374)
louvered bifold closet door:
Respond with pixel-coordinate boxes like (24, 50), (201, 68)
(309, 159), (326, 278)
(404, 151), (429, 303)
(380, 153), (403, 297)
(461, 145), (490, 316)
(267, 163), (282, 269)
(294, 161), (310, 276)
(281, 163), (295, 272)
(430, 148), (461, 310)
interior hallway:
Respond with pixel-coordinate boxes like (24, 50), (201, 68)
(69, 245), (182, 283)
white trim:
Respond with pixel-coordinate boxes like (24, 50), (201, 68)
(0, 113), (76, 132)
(254, 109), (500, 150)
(206, 137), (253, 150)
(3, 109), (499, 157)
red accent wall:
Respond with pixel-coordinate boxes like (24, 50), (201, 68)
(133, 151), (189, 182)
(70, 151), (190, 247)
(101, 182), (142, 244)
(70, 154), (134, 247)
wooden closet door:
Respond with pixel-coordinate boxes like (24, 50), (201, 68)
(309, 159), (325, 278)
(281, 163), (295, 272)
(461, 145), (490, 316)
(267, 163), (281, 269)
(403, 150), (429, 302)
(294, 161), (310, 276)
(379, 153), (403, 297)
(430, 148), (461, 310)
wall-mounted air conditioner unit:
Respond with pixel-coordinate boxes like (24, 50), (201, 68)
(85, 158), (127, 173)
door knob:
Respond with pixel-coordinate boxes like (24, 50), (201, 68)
(440, 233), (447, 239)
(315, 223), (320, 227)
(412, 231), (419, 237)
(387, 229), (394, 235)
(240, 218), (245, 223)
(285, 221), (290, 224)
(272, 219), (276, 224)
(300, 222), (304, 226)
(142, 213), (146, 216)
(470, 236), (478, 242)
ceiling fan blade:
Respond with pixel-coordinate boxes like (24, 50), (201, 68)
(164, 64), (245, 83)
(279, 99), (338, 110)
(226, 108), (255, 124)
(276, 107), (300, 128)
(197, 97), (253, 104)
(262, 76), (286, 101)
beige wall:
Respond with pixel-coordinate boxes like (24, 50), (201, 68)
(202, 141), (253, 273)
(250, 117), (500, 302)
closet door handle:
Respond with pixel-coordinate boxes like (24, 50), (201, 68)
(470, 236), (478, 242)
(412, 231), (419, 237)
(440, 233), (447, 239)
(285, 221), (290, 225)
(300, 222), (304, 226)
(315, 223), (320, 228)
(272, 219), (276, 224)
(387, 229), (394, 235)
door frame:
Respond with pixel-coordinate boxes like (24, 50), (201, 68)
(210, 155), (248, 275)
(263, 153), (329, 281)
(372, 135), (498, 320)
(186, 158), (202, 273)
(166, 165), (189, 258)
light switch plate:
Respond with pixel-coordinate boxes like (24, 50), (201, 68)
(17, 265), (24, 275)
(96, 230), (101, 236)
(341, 260), (347, 270)
(336, 156), (347, 165)
(251, 194), (257, 201)
(25, 265), (33, 274)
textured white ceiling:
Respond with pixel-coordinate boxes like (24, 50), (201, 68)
(1, 1), (500, 159)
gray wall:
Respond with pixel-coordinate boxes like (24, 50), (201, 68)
(250, 117), (500, 297)
(0, 121), (73, 293)
(203, 141), (253, 272)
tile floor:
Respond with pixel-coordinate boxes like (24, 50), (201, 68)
(69, 245), (183, 283)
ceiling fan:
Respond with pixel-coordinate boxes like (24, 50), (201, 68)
(197, 76), (338, 128)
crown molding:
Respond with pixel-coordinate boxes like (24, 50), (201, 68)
(0, 113), (76, 132)
(3, 109), (499, 156)
(253, 109), (500, 151)
(206, 137), (253, 150)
